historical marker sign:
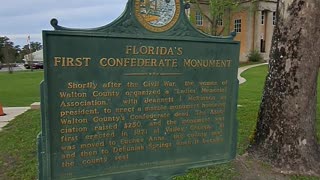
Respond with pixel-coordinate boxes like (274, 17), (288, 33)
(38, 0), (240, 179)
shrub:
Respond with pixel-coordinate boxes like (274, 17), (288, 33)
(247, 50), (263, 62)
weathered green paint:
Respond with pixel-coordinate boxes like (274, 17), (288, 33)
(38, 0), (240, 179)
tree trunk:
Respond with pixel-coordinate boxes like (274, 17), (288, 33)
(249, 0), (320, 176)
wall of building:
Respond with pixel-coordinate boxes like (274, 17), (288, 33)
(189, 0), (277, 62)
(231, 10), (249, 62)
(189, 3), (212, 34)
(265, 11), (276, 60)
(253, 1), (277, 61)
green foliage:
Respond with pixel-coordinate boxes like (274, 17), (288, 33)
(208, 0), (238, 18)
(189, 11), (196, 25)
(0, 36), (42, 63)
(0, 36), (16, 63)
(193, 0), (238, 35)
(247, 50), (263, 62)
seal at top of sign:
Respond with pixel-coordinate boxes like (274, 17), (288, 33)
(135, 0), (181, 32)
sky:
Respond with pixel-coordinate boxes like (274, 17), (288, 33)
(0, 0), (128, 47)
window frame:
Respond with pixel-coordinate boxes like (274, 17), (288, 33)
(195, 11), (203, 26)
(261, 11), (265, 25)
(260, 39), (266, 53)
(234, 19), (241, 33)
(216, 14), (223, 26)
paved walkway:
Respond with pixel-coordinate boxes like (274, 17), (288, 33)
(238, 63), (268, 84)
(0, 63), (268, 131)
(0, 107), (30, 131)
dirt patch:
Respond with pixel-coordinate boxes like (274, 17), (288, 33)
(232, 153), (289, 180)
(0, 154), (18, 180)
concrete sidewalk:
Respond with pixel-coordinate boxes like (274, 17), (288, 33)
(238, 63), (268, 84)
(0, 107), (30, 131)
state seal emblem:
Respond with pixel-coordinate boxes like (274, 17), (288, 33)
(135, 0), (181, 32)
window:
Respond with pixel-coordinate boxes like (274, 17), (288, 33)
(196, 11), (203, 26)
(260, 39), (266, 53)
(261, 11), (265, 25)
(234, 19), (241, 33)
(273, 12), (276, 25)
(217, 14), (223, 26)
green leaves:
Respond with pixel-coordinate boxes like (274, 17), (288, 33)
(0, 36), (42, 64)
(192, 0), (239, 35)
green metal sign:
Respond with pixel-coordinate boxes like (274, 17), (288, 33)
(38, 0), (240, 179)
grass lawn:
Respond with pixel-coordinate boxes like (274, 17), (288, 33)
(0, 110), (40, 180)
(0, 65), (319, 179)
(239, 61), (266, 67)
(0, 71), (44, 107)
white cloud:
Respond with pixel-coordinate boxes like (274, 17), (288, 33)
(0, 0), (127, 46)
(1, 34), (42, 40)
(0, 34), (42, 47)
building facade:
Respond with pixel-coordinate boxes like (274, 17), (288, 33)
(188, 0), (277, 62)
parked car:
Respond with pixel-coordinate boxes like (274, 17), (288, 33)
(32, 62), (43, 69)
(24, 63), (31, 69)
(24, 62), (43, 69)
(0, 62), (2, 69)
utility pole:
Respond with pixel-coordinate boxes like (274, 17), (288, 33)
(27, 35), (33, 72)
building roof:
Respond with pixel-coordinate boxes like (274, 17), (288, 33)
(24, 49), (43, 62)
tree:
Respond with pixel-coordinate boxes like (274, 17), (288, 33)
(0, 36), (17, 73)
(30, 41), (42, 52)
(20, 41), (42, 56)
(0, 36), (11, 63)
(14, 45), (23, 63)
(249, 0), (320, 176)
(0, 37), (22, 62)
(191, 0), (238, 35)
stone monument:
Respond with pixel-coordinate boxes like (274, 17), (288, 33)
(38, 0), (240, 179)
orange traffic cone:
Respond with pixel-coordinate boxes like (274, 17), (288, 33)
(0, 103), (5, 116)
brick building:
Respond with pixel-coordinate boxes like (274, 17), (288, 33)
(187, 0), (277, 62)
